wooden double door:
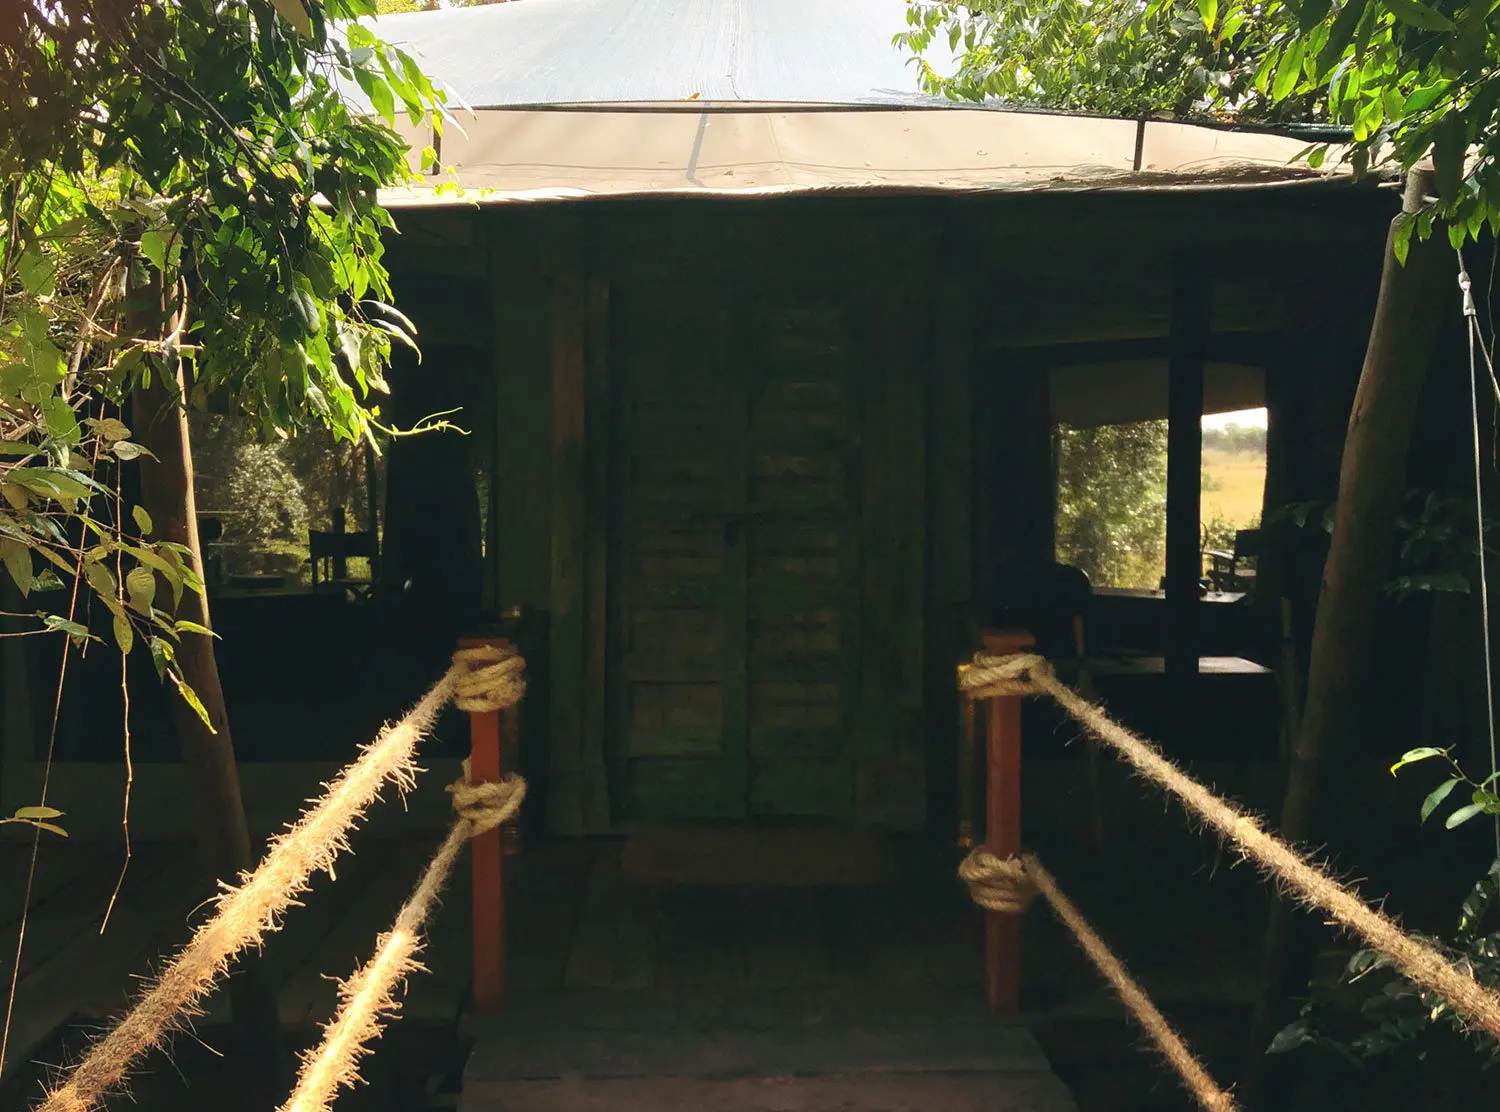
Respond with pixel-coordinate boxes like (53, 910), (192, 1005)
(608, 284), (865, 821)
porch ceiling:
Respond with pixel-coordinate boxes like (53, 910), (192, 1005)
(380, 108), (1353, 208)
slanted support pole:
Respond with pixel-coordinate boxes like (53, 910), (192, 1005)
(462, 635), (512, 1013)
(1166, 253), (1211, 744)
(980, 628), (1035, 1012)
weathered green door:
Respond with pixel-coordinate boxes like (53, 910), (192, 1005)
(610, 285), (862, 821)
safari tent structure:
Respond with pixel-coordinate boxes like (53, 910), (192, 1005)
(3, 0), (1400, 840)
(358, 0), (1396, 835)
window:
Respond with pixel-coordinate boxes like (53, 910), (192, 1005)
(190, 412), (384, 588)
(1055, 418), (1169, 590)
(1053, 406), (1267, 592)
(1201, 407), (1266, 590)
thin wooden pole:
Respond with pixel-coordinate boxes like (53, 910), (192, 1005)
(980, 628), (1035, 1012)
(1166, 253), (1210, 746)
(461, 635), (509, 1013)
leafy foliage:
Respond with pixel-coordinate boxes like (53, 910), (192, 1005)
(1, 0), (450, 700)
(1270, 750), (1500, 1061)
(897, 0), (1500, 254)
(1055, 419), (1169, 589)
(1272, 488), (1488, 598)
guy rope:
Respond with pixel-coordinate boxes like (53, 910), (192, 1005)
(35, 644), (527, 1112)
(957, 650), (1500, 1112)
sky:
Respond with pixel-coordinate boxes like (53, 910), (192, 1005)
(1202, 407), (1267, 430)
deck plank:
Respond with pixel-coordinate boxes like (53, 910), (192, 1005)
(460, 1073), (1078, 1112)
(564, 848), (660, 991)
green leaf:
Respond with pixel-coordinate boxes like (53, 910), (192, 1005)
(17, 248), (57, 297)
(1, 538), (34, 596)
(1391, 746), (1446, 774)
(112, 441), (148, 461)
(1315, 0), (1368, 79)
(1446, 801), (1487, 828)
(354, 66), (396, 124)
(94, 417), (131, 442)
(41, 395), (80, 445)
(1431, 113), (1469, 206)
(1393, 212), (1416, 265)
(1272, 40), (1307, 101)
(1197, 0), (1218, 32)
(172, 676), (216, 732)
(149, 635), (173, 680)
(141, 229), (166, 272)
(173, 619), (219, 639)
(0, 810), (67, 837)
(112, 611), (134, 654)
(126, 545), (182, 606)
(133, 505), (153, 535)
(126, 565), (156, 616)
(1420, 778), (1460, 822)
(42, 614), (93, 643)
(1402, 82), (1452, 116)
(1381, 0), (1455, 28)
(12, 805), (63, 820)
(1299, 0), (1333, 30)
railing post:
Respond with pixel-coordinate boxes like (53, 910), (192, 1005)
(980, 628), (1035, 1012)
(460, 635), (511, 1014)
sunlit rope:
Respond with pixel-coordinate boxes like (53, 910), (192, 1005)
(960, 653), (1500, 1045)
(278, 767), (525, 1112)
(35, 644), (525, 1112)
(961, 851), (1239, 1112)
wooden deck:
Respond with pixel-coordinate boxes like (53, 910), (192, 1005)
(464, 836), (1084, 1112)
(1, 819), (1269, 1111)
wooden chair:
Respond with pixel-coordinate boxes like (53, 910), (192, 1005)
(309, 526), (378, 599)
(1206, 528), (1259, 593)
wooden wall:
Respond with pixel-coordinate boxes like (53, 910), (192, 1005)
(380, 182), (1397, 836)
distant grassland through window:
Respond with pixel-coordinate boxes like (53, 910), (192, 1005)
(1055, 412), (1266, 591)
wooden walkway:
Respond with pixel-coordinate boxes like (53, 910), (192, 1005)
(464, 837), (1080, 1111)
(0, 823), (1265, 1111)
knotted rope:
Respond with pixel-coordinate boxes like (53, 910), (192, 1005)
(961, 651), (1051, 698)
(452, 644), (526, 713)
(279, 769), (525, 1112)
(958, 848), (1038, 913)
(959, 651), (1500, 1049)
(37, 646), (526, 1112)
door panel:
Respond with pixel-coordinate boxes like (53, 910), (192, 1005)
(610, 286), (860, 822)
(612, 294), (745, 819)
(744, 302), (860, 818)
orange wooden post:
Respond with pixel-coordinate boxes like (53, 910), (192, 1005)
(461, 636), (509, 1013)
(981, 628), (1035, 1012)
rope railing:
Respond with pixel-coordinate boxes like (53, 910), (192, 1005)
(957, 649), (1500, 1111)
(279, 766), (525, 1112)
(36, 644), (527, 1112)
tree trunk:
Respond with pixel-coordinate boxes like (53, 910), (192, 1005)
(132, 347), (282, 1070)
(1240, 169), (1450, 1105)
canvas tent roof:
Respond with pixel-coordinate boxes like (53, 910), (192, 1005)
(370, 0), (962, 108)
(368, 0), (1352, 206)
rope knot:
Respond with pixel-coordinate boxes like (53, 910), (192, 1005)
(451, 643), (526, 713)
(958, 847), (1039, 914)
(447, 760), (527, 838)
(960, 651), (1053, 698)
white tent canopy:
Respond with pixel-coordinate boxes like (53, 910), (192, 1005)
(369, 0), (1346, 206)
